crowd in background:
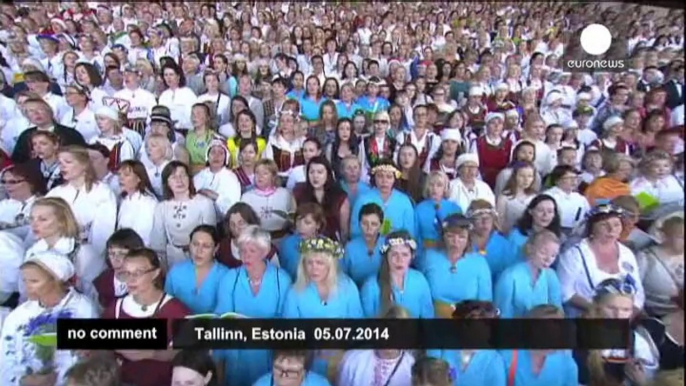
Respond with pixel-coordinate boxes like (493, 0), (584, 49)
(0, 1), (684, 386)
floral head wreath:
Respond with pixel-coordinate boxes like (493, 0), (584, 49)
(595, 276), (637, 298)
(299, 236), (344, 260)
(466, 208), (498, 219)
(371, 164), (402, 178)
(586, 203), (625, 220)
(442, 214), (474, 231)
(380, 235), (417, 255)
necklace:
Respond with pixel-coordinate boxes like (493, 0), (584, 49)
(140, 294), (164, 312)
(248, 277), (262, 286)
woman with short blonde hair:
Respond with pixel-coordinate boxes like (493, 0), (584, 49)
(415, 170), (461, 252)
(143, 133), (173, 198)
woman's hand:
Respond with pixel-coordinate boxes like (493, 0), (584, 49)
(19, 372), (57, 386)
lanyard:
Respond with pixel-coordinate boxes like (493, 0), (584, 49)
(382, 352), (405, 386)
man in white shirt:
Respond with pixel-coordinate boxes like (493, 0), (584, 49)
(113, 66), (157, 135)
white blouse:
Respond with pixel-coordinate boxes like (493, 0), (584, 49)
(0, 232), (25, 305)
(46, 182), (118, 256)
(630, 175), (684, 208)
(158, 87), (198, 130)
(338, 350), (415, 386)
(448, 178), (496, 213)
(0, 288), (98, 386)
(192, 168), (242, 219)
(545, 187), (591, 230)
(117, 191), (158, 246)
(0, 195), (37, 241)
(241, 188), (294, 232)
(59, 108), (99, 142)
(557, 238), (645, 317)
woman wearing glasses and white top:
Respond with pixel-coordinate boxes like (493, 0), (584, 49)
(0, 164), (43, 241)
(557, 204), (645, 318)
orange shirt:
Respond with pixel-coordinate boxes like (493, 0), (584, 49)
(584, 177), (631, 206)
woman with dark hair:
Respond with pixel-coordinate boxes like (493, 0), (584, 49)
(93, 228), (145, 308)
(150, 161), (217, 268)
(171, 350), (219, 386)
(74, 62), (107, 110)
(233, 139), (258, 193)
(116, 160), (157, 245)
(310, 100), (339, 147)
(279, 203), (327, 279)
(326, 118), (363, 179)
(427, 300), (507, 385)
(557, 204), (645, 317)
(253, 350), (330, 386)
(102, 248), (190, 386)
(165, 225), (229, 314)
(0, 163), (46, 239)
(395, 143), (425, 203)
(225, 108), (267, 165)
(350, 160), (415, 239)
(360, 230), (434, 318)
(410, 357), (452, 386)
(293, 155), (350, 241)
(286, 137), (323, 190)
(186, 103), (223, 175)
(300, 75), (326, 126)
(158, 62), (198, 130)
(506, 194), (562, 265)
(217, 202), (280, 268)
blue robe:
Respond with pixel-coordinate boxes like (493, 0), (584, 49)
(421, 250), (492, 316)
(283, 274), (363, 376)
(414, 199), (462, 258)
(213, 264), (293, 386)
(340, 236), (386, 287)
(252, 371), (332, 386)
(356, 96), (390, 114)
(336, 101), (364, 120)
(340, 181), (372, 208)
(299, 96), (327, 122)
(494, 262), (563, 319)
(471, 231), (511, 282)
(426, 350), (507, 386)
(287, 89), (305, 100)
(360, 269), (434, 318)
(505, 228), (529, 267)
(500, 350), (578, 386)
(280, 234), (305, 279)
(350, 189), (415, 239)
(164, 260), (229, 314)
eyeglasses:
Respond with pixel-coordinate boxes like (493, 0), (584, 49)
(273, 365), (303, 378)
(1, 179), (25, 185)
(108, 249), (129, 260)
(118, 267), (157, 281)
(374, 120), (389, 124)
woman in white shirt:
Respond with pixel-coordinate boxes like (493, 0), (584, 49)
(192, 140), (241, 219)
(157, 63), (198, 130)
(142, 133), (173, 199)
(197, 71), (231, 126)
(89, 106), (136, 170)
(0, 232), (25, 307)
(0, 165), (42, 241)
(496, 162), (538, 234)
(46, 146), (118, 256)
(448, 153), (496, 213)
(545, 165), (591, 234)
(150, 161), (217, 268)
(630, 150), (684, 209)
(21, 197), (105, 304)
(0, 251), (98, 386)
(557, 204), (646, 318)
(74, 62), (108, 111)
(116, 160), (158, 246)
(59, 83), (99, 142)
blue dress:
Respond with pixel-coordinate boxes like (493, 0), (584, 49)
(283, 274), (363, 376)
(213, 264), (293, 386)
(287, 89), (305, 100)
(252, 371), (331, 386)
(340, 236), (386, 287)
(164, 260), (229, 314)
(500, 350), (578, 386)
(427, 350), (507, 386)
(340, 181), (372, 208)
(505, 228), (529, 267)
(356, 96), (390, 114)
(360, 269), (434, 318)
(414, 199), (462, 258)
(494, 261), (563, 319)
(421, 250), (492, 317)
(300, 96), (326, 122)
(279, 234), (305, 279)
(336, 101), (364, 120)
(471, 231), (511, 282)
(350, 189), (415, 239)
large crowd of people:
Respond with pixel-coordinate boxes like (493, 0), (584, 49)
(0, 1), (684, 386)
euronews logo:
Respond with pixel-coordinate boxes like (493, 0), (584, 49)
(563, 24), (627, 72)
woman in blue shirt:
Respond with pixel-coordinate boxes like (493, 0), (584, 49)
(494, 229), (563, 318)
(350, 161), (415, 239)
(164, 225), (229, 314)
(338, 155), (371, 208)
(282, 236), (363, 376)
(415, 171), (462, 259)
(427, 301), (507, 386)
(506, 194), (562, 267)
(501, 305), (578, 386)
(465, 200), (511, 282)
(214, 225), (292, 386)
(341, 203), (386, 287)
(336, 83), (364, 120)
(299, 76), (327, 124)
(421, 214), (493, 318)
(280, 203), (327, 279)
(361, 231), (434, 318)
(253, 350), (331, 386)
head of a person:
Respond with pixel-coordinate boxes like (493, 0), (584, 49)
(503, 161), (537, 195)
(584, 204), (625, 242)
(30, 197), (80, 241)
(118, 160), (154, 197)
(1, 163), (46, 200)
(516, 194), (561, 235)
(550, 164), (580, 193)
(294, 203), (326, 239)
(30, 130), (60, 161)
(20, 251), (73, 302)
(306, 155), (334, 191)
(411, 357), (452, 386)
(24, 97), (55, 126)
(58, 145), (98, 188)
(604, 153), (634, 182)
(121, 248), (164, 296)
(423, 171), (451, 201)
(270, 350), (313, 386)
(171, 350), (218, 386)
(189, 225), (220, 268)
(162, 161), (195, 199)
(65, 353), (121, 386)
(456, 153), (479, 182)
(296, 236), (342, 289)
(398, 143), (419, 171)
(452, 300), (500, 319)
(371, 161), (400, 193)
(254, 159), (279, 190)
(524, 229), (560, 270)
(588, 277), (637, 319)
(513, 140), (536, 163)
(224, 202), (261, 240)
(466, 200), (499, 238)
(106, 228), (144, 274)
(638, 150), (673, 180)
(378, 230), (417, 308)
(441, 214), (472, 255)
(658, 216), (684, 255)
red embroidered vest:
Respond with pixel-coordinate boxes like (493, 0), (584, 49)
(475, 136), (513, 188)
